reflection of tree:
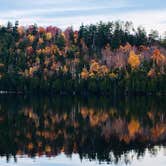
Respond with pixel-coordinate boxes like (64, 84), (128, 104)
(0, 96), (165, 164)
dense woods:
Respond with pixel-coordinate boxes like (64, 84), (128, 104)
(0, 21), (166, 95)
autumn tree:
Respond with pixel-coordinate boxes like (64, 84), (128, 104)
(128, 50), (140, 69)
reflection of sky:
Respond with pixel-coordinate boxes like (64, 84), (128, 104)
(0, 0), (165, 34)
(0, 147), (166, 166)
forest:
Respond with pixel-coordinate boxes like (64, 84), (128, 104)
(0, 21), (166, 95)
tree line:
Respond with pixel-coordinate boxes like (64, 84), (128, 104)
(0, 21), (165, 95)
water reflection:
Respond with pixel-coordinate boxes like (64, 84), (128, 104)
(0, 96), (165, 165)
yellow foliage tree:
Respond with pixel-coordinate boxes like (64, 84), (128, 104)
(81, 68), (89, 79)
(90, 60), (100, 73)
(42, 47), (51, 55)
(38, 38), (44, 44)
(27, 34), (35, 43)
(109, 72), (117, 79)
(45, 32), (52, 41)
(98, 65), (109, 76)
(128, 50), (140, 69)
(89, 71), (95, 78)
(50, 45), (58, 54)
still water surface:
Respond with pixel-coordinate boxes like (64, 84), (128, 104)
(0, 96), (165, 166)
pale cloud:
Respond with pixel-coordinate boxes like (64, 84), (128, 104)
(10, 0), (133, 8)
(0, 9), (165, 35)
(0, 0), (134, 18)
(0, 0), (165, 35)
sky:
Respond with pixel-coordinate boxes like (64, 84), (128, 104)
(0, 0), (166, 35)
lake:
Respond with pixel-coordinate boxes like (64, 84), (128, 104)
(0, 95), (165, 166)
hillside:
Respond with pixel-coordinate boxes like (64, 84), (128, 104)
(0, 21), (166, 95)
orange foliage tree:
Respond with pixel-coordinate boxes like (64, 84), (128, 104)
(128, 50), (140, 69)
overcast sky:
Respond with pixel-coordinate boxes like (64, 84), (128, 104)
(0, 0), (165, 35)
